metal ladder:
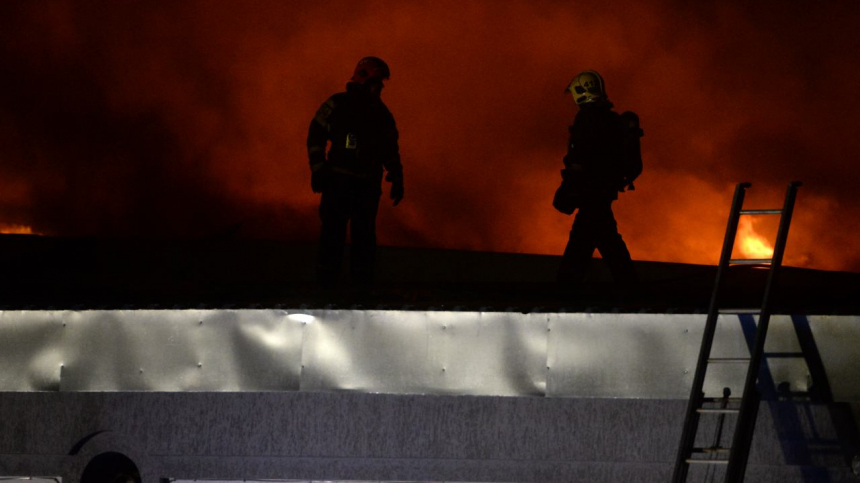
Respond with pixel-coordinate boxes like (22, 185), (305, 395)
(671, 181), (802, 483)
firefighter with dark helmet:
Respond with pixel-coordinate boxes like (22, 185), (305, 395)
(307, 56), (404, 286)
(554, 70), (642, 288)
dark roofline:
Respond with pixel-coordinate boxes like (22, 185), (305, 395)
(1, 234), (858, 314)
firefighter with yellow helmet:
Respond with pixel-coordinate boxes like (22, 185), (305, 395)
(554, 70), (642, 287)
(307, 56), (404, 286)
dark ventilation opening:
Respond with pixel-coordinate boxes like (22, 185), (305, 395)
(80, 452), (141, 483)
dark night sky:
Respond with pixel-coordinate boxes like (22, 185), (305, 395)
(1, 1), (859, 272)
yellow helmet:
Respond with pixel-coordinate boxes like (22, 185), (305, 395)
(566, 70), (606, 105)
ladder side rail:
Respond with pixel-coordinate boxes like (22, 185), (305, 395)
(724, 181), (801, 482)
(672, 182), (750, 483)
(727, 391), (761, 483)
(760, 182), (801, 312)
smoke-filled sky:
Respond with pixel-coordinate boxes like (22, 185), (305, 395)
(1, 1), (859, 272)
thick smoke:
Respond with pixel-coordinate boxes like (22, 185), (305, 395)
(1, 1), (858, 271)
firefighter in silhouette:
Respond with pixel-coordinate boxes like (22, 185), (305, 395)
(553, 70), (642, 286)
(307, 56), (404, 286)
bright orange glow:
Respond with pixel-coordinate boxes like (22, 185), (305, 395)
(0, 2), (859, 272)
(736, 218), (774, 259)
(0, 224), (37, 235)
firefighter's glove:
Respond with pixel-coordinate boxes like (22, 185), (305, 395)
(387, 172), (404, 206)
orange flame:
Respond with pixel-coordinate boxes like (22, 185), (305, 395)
(736, 217), (774, 259)
(0, 223), (38, 235)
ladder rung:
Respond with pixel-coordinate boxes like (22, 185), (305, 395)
(702, 396), (743, 403)
(693, 447), (731, 454)
(697, 408), (740, 414)
(686, 458), (729, 465)
(708, 357), (750, 363)
(763, 352), (805, 358)
(730, 258), (772, 265)
(740, 209), (782, 215)
(718, 308), (760, 315)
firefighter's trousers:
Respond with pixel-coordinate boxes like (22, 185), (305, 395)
(317, 176), (381, 285)
(558, 198), (637, 284)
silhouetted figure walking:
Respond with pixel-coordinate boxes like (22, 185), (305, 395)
(307, 56), (404, 286)
(553, 70), (642, 287)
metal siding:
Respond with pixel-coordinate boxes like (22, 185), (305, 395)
(301, 311), (547, 396)
(41, 310), (301, 391)
(0, 311), (64, 391)
(547, 313), (699, 398)
(808, 315), (860, 402)
(0, 310), (857, 401)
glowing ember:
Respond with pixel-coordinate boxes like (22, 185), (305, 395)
(736, 217), (774, 259)
(0, 224), (37, 235)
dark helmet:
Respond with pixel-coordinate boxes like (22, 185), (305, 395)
(350, 56), (390, 84)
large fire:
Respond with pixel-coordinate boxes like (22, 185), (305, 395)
(735, 217), (774, 260)
(0, 2), (858, 272)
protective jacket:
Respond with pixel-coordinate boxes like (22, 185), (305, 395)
(307, 82), (402, 186)
(561, 101), (642, 202)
